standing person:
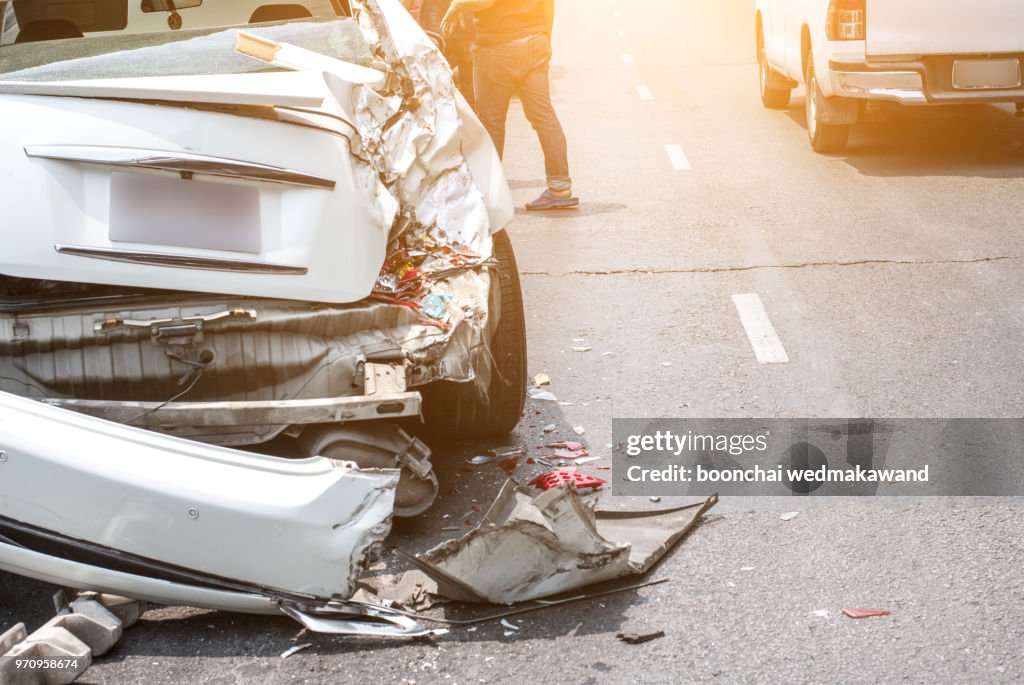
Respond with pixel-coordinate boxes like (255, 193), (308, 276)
(441, 0), (578, 210)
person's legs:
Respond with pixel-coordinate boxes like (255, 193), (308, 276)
(472, 43), (520, 157)
(517, 34), (572, 197)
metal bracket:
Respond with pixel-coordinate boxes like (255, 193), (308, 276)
(93, 308), (257, 346)
(278, 600), (446, 637)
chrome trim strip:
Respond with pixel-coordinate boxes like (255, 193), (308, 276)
(24, 144), (335, 189)
(55, 244), (308, 275)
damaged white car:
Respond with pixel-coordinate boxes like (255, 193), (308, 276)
(0, 0), (525, 634)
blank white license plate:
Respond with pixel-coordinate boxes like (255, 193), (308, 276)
(109, 172), (261, 254)
(952, 58), (1021, 90)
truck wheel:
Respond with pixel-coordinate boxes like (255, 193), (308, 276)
(805, 58), (849, 153)
(420, 229), (527, 440)
(758, 24), (791, 109)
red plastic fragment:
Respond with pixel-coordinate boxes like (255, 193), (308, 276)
(842, 606), (891, 619)
(526, 457), (536, 465)
(528, 467), (606, 491)
(498, 456), (521, 476)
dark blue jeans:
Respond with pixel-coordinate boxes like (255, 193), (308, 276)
(472, 33), (572, 193)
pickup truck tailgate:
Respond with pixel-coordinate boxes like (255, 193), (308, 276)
(867, 1), (1024, 57)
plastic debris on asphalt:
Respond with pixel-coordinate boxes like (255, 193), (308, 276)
(533, 373), (551, 386)
(573, 426), (586, 435)
(572, 346), (592, 352)
(529, 388), (558, 402)
(617, 630), (665, 644)
(547, 440), (585, 451)
(780, 511), (800, 521)
(467, 455), (496, 465)
(810, 609), (830, 619)
(528, 468), (607, 491)
(842, 606), (891, 619)
(281, 643), (313, 659)
(404, 482), (719, 604)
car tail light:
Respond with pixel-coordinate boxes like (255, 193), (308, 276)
(826, 0), (865, 41)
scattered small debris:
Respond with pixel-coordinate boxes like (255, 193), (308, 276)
(529, 389), (558, 402)
(529, 468), (606, 491)
(467, 455), (496, 465)
(597, 465), (611, 470)
(572, 346), (592, 353)
(740, 566), (755, 571)
(546, 440), (585, 451)
(573, 426), (586, 435)
(661, 362), (672, 367)
(617, 630), (665, 644)
(809, 609), (830, 619)
(533, 373), (551, 387)
(542, 423), (557, 433)
(780, 511), (800, 521)
(649, 496), (661, 503)
(553, 448), (590, 459)
(842, 606), (891, 619)
(498, 456), (521, 477)
(500, 619), (520, 631)
(601, 351), (613, 357)
(572, 338), (586, 343)
(281, 643), (313, 659)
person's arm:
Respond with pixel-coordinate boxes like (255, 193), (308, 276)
(441, 0), (495, 35)
(543, 0), (554, 36)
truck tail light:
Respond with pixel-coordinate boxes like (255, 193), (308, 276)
(826, 0), (865, 41)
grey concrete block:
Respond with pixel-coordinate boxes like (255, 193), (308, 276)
(76, 592), (147, 629)
(0, 623), (27, 655)
(16, 626), (92, 685)
(40, 599), (122, 657)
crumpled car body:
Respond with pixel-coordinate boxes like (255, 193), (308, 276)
(0, 0), (523, 630)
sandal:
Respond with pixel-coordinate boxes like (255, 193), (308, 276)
(526, 189), (580, 211)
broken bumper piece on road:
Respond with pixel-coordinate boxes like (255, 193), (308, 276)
(405, 481), (718, 605)
(0, 391), (439, 637)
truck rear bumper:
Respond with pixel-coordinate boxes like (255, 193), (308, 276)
(830, 57), (1024, 105)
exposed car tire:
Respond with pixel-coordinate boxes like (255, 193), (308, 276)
(420, 229), (527, 440)
(805, 57), (850, 153)
(757, 24), (791, 109)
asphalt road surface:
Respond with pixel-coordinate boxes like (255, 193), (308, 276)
(4, 0), (1024, 682)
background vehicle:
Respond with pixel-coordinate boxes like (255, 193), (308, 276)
(755, 0), (1024, 152)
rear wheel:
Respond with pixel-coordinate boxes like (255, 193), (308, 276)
(420, 229), (527, 439)
(805, 57), (850, 153)
(757, 23), (791, 109)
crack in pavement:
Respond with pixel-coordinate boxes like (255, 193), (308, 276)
(519, 255), (1020, 276)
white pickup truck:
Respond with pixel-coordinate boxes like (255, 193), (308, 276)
(755, 0), (1024, 152)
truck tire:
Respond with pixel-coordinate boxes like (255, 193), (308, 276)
(758, 23), (791, 109)
(420, 229), (527, 440)
(805, 58), (850, 153)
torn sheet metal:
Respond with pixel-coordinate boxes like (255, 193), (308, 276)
(405, 481), (718, 604)
(0, 390), (397, 607)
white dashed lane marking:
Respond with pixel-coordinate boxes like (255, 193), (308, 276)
(635, 85), (654, 100)
(732, 294), (790, 363)
(664, 144), (691, 170)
